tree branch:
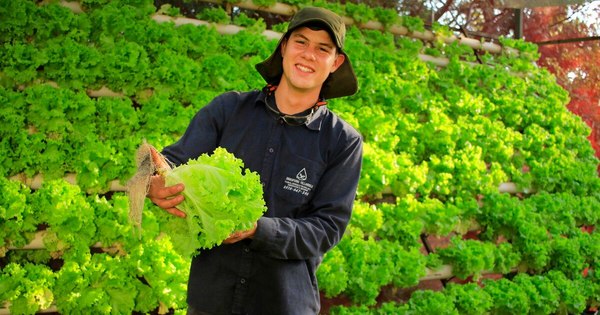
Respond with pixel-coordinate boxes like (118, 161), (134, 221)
(433, 0), (455, 21)
(535, 36), (600, 45)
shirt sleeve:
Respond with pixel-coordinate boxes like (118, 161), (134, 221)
(161, 92), (237, 165)
(249, 131), (363, 260)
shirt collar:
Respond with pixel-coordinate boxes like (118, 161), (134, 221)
(257, 86), (326, 131)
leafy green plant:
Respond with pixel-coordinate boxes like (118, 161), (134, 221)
(405, 290), (459, 315)
(149, 147), (267, 257)
(445, 283), (492, 315)
(437, 237), (495, 280)
(0, 177), (37, 254)
(316, 246), (348, 298)
(30, 179), (97, 256)
(0, 263), (55, 315)
(54, 251), (138, 314)
(196, 7), (230, 24)
(512, 273), (560, 315)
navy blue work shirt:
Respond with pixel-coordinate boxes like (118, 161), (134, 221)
(161, 88), (363, 315)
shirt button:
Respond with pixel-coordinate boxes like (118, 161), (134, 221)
(268, 148), (274, 153)
(244, 247), (250, 253)
(240, 278), (246, 284)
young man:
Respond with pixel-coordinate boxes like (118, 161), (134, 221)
(147, 7), (363, 315)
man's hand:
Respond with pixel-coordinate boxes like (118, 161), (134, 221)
(147, 174), (187, 218)
(223, 223), (258, 244)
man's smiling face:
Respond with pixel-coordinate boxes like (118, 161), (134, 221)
(279, 26), (345, 96)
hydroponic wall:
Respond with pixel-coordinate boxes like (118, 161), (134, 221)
(1, 1), (599, 314)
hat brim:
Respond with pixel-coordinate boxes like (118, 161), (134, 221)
(255, 37), (358, 99)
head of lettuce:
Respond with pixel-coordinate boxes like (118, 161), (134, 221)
(127, 144), (267, 258)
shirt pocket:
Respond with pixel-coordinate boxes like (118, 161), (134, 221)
(274, 150), (325, 206)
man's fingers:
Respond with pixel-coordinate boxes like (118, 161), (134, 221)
(149, 175), (184, 199)
(147, 173), (186, 219)
(165, 207), (187, 218)
(151, 194), (184, 209)
(148, 175), (165, 196)
(222, 235), (238, 244)
(150, 146), (169, 171)
(223, 232), (245, 244)
(223, 223), (257, 244)
(157, 182), (184, 199)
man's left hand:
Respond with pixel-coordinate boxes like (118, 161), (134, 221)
(223, 223), (258, 244)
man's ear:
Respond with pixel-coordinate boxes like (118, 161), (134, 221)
(330, 53), (346, 73)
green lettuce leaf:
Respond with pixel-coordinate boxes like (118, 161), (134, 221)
(160, 147), (266, 257)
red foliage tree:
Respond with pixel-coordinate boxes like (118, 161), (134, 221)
(523, 6), (600, 163)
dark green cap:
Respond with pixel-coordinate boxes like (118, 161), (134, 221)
(255, 7), (358, 99)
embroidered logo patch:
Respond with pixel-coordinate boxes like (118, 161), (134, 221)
(296, 168), (307, 181)
(283, 168), (313, 197)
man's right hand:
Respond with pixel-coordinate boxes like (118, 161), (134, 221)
(147, 174), (187, 218)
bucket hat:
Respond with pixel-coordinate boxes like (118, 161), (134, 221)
(255, 7), (358, 99)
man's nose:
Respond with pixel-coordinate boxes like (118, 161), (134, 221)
(301, 45), (317, 60)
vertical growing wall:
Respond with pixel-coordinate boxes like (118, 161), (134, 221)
(1, 0), (599, 314)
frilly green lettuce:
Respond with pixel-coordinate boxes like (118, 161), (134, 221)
(159, 147), (266, 258)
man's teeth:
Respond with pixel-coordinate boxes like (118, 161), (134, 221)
(297, 65), (314, 73)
